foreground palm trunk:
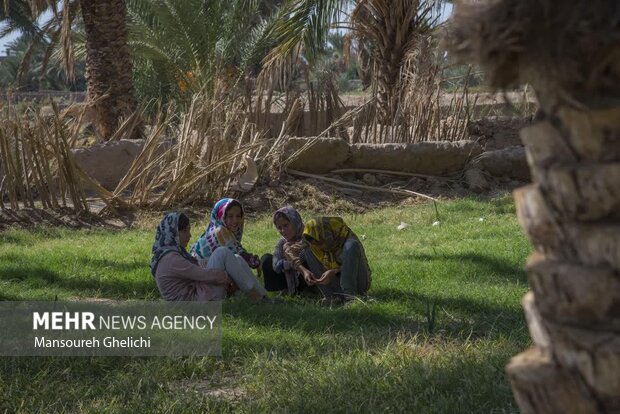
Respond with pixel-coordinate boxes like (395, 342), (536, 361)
(448, 1), (620, 412)
(81, 0), (138, 140)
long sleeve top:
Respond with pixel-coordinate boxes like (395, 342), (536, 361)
(272, 239), (293, 273)
(154, 252), (227, 301)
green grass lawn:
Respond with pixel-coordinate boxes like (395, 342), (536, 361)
(0, 196), (531, 413)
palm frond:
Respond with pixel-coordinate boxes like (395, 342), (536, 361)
(59, 0), (75, 80)
(264, 0), (349, 66)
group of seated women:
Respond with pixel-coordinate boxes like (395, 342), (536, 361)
(150, 198), (371, 306)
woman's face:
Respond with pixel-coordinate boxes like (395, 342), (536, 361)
(275, 215), (296, 242)
(224, 205), (243, 232)
(179, 225), (191, 249)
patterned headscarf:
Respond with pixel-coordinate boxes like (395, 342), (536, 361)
(303, 217), (351, 270)
(273, 205), (304, 242)
(190, 198), (246, 260)
(271, 206), (304, 276)
(150, 212), (196, 276)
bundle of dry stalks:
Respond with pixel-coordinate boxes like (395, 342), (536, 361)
(0, 92), (275, 215)
(251, 53), (348, 139)
(107, 93), (268, 212)
(0, 102), (110, 213)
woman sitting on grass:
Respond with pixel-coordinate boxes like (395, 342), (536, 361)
(261, 206), (310, 296)
(150, 212), (231, 301)
(285, 217), (371, 306)
(190, 198), (268, 302)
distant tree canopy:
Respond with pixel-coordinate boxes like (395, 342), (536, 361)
(1, 0), (452, 105)
(0, 34), (86, 91)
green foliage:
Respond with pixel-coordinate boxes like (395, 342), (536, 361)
(0, 0), (44, 38)
(266, 0), (349, 65)
(0, 34), (86, 91)
(127, 0), (281, 103)
(0, 196), (530, 412)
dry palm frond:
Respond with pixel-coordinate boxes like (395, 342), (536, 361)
(59, 0), (75, 81)
(0, 103), (108, 213)
(0, 90), (274, 215)
(107, 92), (272, 210)
(342, 30), (473, 144)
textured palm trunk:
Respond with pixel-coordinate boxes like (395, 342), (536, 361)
(446, 1), (620, 412)
(373, 14), (407, 124)
(80, 0), (138, 140)
(506, 105), (620, 413)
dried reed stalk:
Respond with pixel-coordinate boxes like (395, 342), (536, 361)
(0, 102), (125, 214)
(107, 93), (270, 210)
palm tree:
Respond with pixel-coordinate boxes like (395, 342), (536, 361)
(448, 0), (620, 412)
(263, 0), (443, 122)
(0, 0), (47, 36)
(1, 0), (139, 140)
(126, 0), (279, 103)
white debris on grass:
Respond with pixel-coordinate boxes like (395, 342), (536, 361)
(397, 222), (409, 231)
(432, 221), (441, 226)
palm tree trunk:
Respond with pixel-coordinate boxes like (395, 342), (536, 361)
(80, 0), (138, 140)
(506, 105), (620, 413)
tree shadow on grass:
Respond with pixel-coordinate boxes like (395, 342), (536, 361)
(395, 252), (528, 285)
(0, 233), (27, 245)
(75, 257), (147, 274)
(238, 344), (519, 414)
(223, 285), (526, 346)
(371, 287), (527, 339)
(0, 344), (521, 414)
(0, 292), (19, 300)
(0, 254), (157, 299)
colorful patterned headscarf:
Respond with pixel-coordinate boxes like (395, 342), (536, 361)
(190, 198), (246, 261)
(303, 217), (351, 270)
(150, 212), (196, 276)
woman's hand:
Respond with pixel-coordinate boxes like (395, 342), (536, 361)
(302, 269), (317, 286)
(247, 254), (261, 269)
(240, 252), (261, 269)
(316, 269), (338, 285)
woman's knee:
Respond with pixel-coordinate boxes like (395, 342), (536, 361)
(208, 247), (235, 269)
(213, 246), (231, 256)
(343, 238), (362, 256)
(215, 247), (237, 262)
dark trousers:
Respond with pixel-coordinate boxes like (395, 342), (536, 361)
(261, 254), (310, 294)
(261, 254), (288, 291)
